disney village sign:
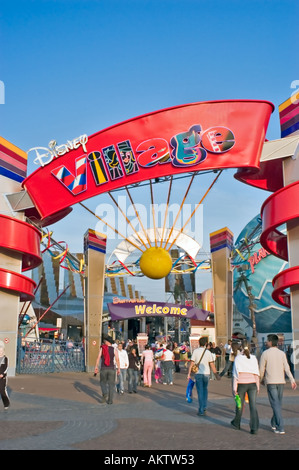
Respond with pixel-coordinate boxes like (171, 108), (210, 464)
(24, 100), (274, 224)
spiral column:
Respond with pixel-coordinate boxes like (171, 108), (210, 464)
(260, 181), (299, 308)
(260, 94), (299, 378)
(0, 214), (41, 299)
(0, 136), (42, 375)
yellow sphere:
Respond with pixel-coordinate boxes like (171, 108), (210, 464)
(139, 247), (173, 279)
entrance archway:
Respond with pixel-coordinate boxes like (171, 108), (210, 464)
(2, 99), (285, 374)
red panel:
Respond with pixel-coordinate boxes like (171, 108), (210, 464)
(0, 268), (37, 301)
(0, 215), (41, 301)
(260, 180), (299, 307)
(260, 181), (299, 260)
(23, 100), (274, 222)
(0, 214), (42, 270)
(271, 267), (299, 308)
(234, 158), (284, 193)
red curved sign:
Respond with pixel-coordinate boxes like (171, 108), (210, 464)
(0, 268), (37, 301)
(0, 215), (41, 300)
(0, 214), (42, 271)
(23, 100), (274, 222)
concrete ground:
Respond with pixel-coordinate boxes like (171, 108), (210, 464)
(0, 367), (298, 452)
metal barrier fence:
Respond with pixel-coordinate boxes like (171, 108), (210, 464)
(16, 338), (85, 374)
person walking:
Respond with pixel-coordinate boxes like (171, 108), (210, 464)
(0, 340), (10, 410)
(127, 347), (140, 393)
(94, 336), (120, 404)
(219, 339), (233, 377)
(173, 342), (181, 373)
(141, 344), (154, 387)
(162, 345), (175, 385)
(259, 334), (297, 434)
(187, 337), (220, 416)
(230, 340), (260, 434)
(211, 342), (222, 373)
(116, 342), (128, 394)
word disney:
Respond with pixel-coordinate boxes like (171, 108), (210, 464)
(29, 124), (235, 196)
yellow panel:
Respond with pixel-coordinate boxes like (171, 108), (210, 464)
(0, 136), (27, 160)
(279, 92), (299, 113)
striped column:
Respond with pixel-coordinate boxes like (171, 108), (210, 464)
(84, 229), (107, 372)
(0, 136), (41, 375)
(210, 228), (234, 346)
(279, 93), (299, 378)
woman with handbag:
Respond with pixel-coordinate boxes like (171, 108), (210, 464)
(187, 337), (220, 416)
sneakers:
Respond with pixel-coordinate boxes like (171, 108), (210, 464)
(272, 425), (285, 434)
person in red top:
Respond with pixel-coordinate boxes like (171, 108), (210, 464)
(95, 336), (120, 404)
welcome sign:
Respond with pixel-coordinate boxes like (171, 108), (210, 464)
(107, 300), (211, 321)
(23, 100), (274, 223)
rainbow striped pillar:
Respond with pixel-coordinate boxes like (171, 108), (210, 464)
(280, 93), (299, 378)
(210, 227), (234, 346)
(0, 137), (29, 375)
(279, 93), (299, 138)
(0, 136), (27, 183)
(84, 229), (107, 372)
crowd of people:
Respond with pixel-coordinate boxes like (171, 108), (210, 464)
(1, 333), (297, 436)
(93, 333), (297, 436)
(94, 336), (183, 403)
(187, 334), (297, 435)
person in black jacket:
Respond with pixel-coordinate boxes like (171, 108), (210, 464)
(127, 347), (140, 393)
(0, 341), (10, 409)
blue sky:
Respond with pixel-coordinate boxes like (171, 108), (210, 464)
(1, 0), (298, 300)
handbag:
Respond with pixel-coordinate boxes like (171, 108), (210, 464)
(191, 347), (207, 374)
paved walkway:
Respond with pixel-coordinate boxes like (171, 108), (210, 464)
(1, 368), (298, 451)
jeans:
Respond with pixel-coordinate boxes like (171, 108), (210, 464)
(231, 382), (259, 432)
(163, 361), (173, 384)
(195, 374), (209, 414)
(116, 368), (127, 392)
(127, 368), (138, 392)
(267, 384), (284, 432)
(100, 368), (116, 404)
(220, 357), (233, 377)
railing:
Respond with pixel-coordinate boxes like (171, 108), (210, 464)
(16, 338), (85, 374)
